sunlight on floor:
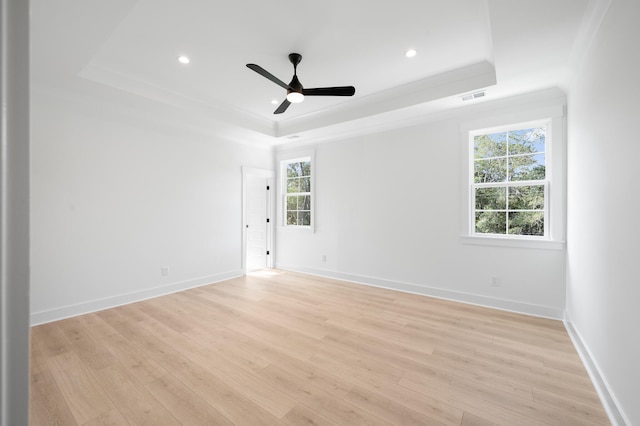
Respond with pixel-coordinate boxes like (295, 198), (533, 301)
(247, 268), (283, 277)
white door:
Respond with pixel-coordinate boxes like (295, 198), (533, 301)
(244, 169), (272, 272)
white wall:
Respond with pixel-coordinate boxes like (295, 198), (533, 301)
(276, 92), (567, 318)
(566, 0), (640, 424)
(30, 89), (273, 324)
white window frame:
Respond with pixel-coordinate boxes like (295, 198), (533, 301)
(460, 105), (566, 250)
(278, 152), (315, 231)
(470, 120), (550, 239)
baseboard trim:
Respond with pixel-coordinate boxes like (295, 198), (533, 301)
(30, 270), (244, 326)
(275, 264), (564, 320)
(564, 318), (629, 426)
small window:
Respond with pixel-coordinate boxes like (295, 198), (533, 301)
(283, 158), (312, 227)
(471, 122), (549, 238)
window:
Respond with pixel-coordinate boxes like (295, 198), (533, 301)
(471, 121), (549, 238)
(283, 158), (312, 227)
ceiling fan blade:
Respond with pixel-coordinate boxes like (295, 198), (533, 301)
(274, 99), (291, 114)
(246, 64), (291, 90)
(302, 86), (355, 97)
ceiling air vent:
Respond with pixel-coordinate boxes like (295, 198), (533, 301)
(461, 91), (486, 101)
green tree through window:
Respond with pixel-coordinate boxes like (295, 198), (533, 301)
(285, 159), (311, 226)
(472, 124), (547, 236)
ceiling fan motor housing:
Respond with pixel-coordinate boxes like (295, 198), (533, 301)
(288, 54), (304, 96)
(288, 75), (303, 95)
(288, 53), (302, 67)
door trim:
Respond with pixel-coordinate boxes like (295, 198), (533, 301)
(242, 167), (274, 273)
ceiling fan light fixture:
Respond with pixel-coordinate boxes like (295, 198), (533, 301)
(286, 91), (304, 103)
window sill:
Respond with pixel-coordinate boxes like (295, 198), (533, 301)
(460, 235), (565, 250)
(277, 225), (315, 233)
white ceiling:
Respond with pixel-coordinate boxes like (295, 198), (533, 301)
(31, 0), (603, 145)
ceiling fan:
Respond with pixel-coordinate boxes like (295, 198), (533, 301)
(246, 53), (356, 114)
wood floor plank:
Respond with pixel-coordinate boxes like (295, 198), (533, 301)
(159, 358), (282, 426)
(90, 363), (181, 426)
(309, 347), (405, 385)
(30, 270), (609, 426)
(532, 386), (610, 425)
(32, 322), (73, 358)
(460, 411), (499, 426)
(58, 317), (116, 371)
(82, 409), (129, 426)
(226, 319), (318, 361)
(135, 315), (298, 419)
(30, 369), (78, 426)
(281, 404), (338, 426)
(136, 298), (195, 334)
(44, 351), (114, 424)
(98, 331), (168, 385)
(73, 312), (119, 340)
(450, 374), (603, 426)
(238, 336), (354, 399)
(144, 374), (233, 426)
(343, 385), (442, 426)
(256, 363), (390, 426)
(321, 328), (437, 375)
(182, 326), (270, 373)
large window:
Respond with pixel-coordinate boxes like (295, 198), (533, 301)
(283, 158), (312, 227)
(471, 121), (548, 238)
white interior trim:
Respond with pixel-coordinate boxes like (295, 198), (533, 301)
(564, 318), (630, 426)
(30, 270), (244, 326)
(276, 264), (564, 320)
(242, 166), (275, 272)
(460, 235), (565, 250)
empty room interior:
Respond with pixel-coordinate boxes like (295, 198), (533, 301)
(3, 0), (640, 424)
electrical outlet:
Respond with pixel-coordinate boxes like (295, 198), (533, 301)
(491, 276), (500, 287)
(322, 255), (327, 262)
(161, 267), (169, 276)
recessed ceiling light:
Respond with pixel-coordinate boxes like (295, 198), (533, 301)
(405, 49), (417, 58)
(177, 55), (190, 64)
(271, 99), (279, 105)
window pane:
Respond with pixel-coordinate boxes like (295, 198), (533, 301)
(509, 154), (545, 181)
(300, 211), (311, 226)
(286, 162), (299, 178)
(286, 195), (297, 211)
(301, 161), (311, 177)
(300, 177), (311, 192)
(508, 211), (544, 236)
(475, 187), (506, 210)
(299, 195), (311, 210)
(287, 178), (300, 193)
(474, 133), (506, 159)
(286, 211), (297, 225)
(508, 127), (545, 155)
(474, 158), (507, 183)
(475, 211), (506, 234)
(283, 157), (312, 227)
(509, 185), (544, 210)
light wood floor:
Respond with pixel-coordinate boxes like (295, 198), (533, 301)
(30, 270), (609, 425)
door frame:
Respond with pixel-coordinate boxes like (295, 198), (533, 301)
(242, 167), (275, 273)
